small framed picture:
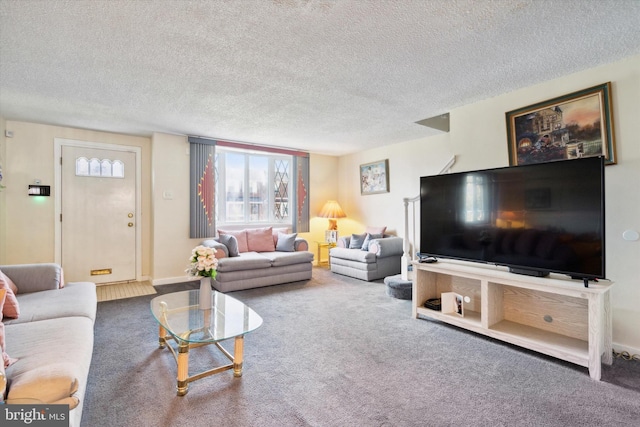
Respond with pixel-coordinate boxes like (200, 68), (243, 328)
(441, 292), (464, 317)
(360, 159), (389, 195)
(325, 230), (338, 243)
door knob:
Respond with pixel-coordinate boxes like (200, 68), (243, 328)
(128, 222), (134, 227)
(128, 213), (134, 218)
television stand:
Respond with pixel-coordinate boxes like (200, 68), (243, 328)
(412, 260), (613, 380)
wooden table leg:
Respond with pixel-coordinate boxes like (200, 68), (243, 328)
(233, 336), (244, 377)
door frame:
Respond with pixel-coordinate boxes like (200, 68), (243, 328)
(54, 138), (142, 282)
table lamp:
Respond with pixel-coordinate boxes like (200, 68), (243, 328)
(318, 200), (346, 231)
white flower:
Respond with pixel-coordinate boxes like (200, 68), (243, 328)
(185, 245), (218, 278)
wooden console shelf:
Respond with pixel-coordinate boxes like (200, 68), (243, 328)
(412, 260), (613, 380)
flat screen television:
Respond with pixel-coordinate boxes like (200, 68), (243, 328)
(419, 156), (605, 282)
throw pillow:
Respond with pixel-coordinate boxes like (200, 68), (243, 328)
(247, 227), (276, 252)
(59, 267), (65, 289)
(272, 227), (289, 245)
(0, 271), (19, 319)
(218, 229), (249, 253)
(276, 232), (297, 252)
(361, 233), (383, 251)
(0, 271), (17, 294)
(218, 234), (239, 257)
(366, 226), (387, 236)
(5, 363), (80, 409)
(349, 233), (367, 249)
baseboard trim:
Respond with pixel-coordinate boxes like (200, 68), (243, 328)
(152, 276), (196, 286)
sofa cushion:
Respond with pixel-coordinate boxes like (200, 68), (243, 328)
(218, 229), (249, 253)
(213, 263), (312, 292)
(6, 362), (80, 408)
(349, 233), (367, 249)
(218, 234), (240, 257)
(247, 227), (276, 252)
(215, 252), (273, 272)
(330, 247), (377, 263)
(361, 233), (383, 251)
(5, 316), (94, 407)
(260, 251), (314, 267)
(276, 232), (297, 252)
(4, 282), (97, 326)
(0, 271), (19, 320)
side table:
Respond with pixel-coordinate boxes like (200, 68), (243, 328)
(316, 241), (336, 266)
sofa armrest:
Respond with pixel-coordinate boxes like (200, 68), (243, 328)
(201, 239), (229, 259)
(0, 263), (62, 294)
(294, 238), (309, 252)
(368, 236), (404, 258)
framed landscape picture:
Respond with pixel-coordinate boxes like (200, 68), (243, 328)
(506, 82), (616, 166)
(325, 230), (338, 243)
(360, 159), (389, 195)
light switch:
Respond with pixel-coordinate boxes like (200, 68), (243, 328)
(163, 190), (174, 200)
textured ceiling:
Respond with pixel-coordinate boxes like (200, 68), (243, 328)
(1, 0), (639, 156)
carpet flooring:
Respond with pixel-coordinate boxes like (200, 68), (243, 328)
(82, 268), (640, 427)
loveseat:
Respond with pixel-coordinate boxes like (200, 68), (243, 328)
(329, 229), (404, 281)
(202, 227), (314, 293)
(0, 263), (96, 427)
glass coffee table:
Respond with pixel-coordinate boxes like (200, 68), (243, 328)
(150, 289), (263, 396)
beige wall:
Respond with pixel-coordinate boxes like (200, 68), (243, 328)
(0, 121), (152, 276)
(338, 54), (640, 353)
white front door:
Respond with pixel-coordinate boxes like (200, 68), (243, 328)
(61, 145), (137, 283)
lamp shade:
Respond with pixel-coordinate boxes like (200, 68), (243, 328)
(318, 200), (346, 219)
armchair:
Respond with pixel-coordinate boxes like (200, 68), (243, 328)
(329, 234), (403, 281)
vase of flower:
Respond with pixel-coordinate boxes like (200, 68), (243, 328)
(199, 276), (212, 310)
(185, 245), (218, 310)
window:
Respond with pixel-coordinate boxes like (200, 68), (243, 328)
(75, 157), (124, 178)
(216, 148), (291, 227)
(188, 136), (309, 238)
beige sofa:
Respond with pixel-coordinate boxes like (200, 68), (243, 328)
(1, 263), (96, 427)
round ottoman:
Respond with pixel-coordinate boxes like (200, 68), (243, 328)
(384, 275), (413, 300)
